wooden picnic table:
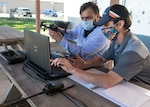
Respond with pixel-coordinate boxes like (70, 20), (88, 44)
(0, 57), (119, 107)
(0, 26), (24, 50)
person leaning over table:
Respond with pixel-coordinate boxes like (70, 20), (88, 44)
(49, 2), (110, 60)
(50, 4), (150, 88)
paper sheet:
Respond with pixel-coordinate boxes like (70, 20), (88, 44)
(68, 68), (150, 107)
(99, 82), (150, 107)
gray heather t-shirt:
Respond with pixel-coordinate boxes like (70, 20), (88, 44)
(102, 31), (150, 85)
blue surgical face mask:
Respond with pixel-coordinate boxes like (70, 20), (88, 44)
(81, 20), (94, 31)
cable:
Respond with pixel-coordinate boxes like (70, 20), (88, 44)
(2, 90), (45, 107)
(62, 84), (75, 91)
(22, 65), (87, 107)
(12, 91), (45, 106)
(22, 64), (49, 84)
(61, 91), (87, 107)
(2, 83), (84, 107)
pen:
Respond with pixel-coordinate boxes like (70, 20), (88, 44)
(90, 85), (99, 90)
(88, 83), (99, 90)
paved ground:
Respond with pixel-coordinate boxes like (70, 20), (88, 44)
(0, 13), (64, 20)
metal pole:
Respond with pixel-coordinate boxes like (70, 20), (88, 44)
(91, 0), (97, 4)
(110, 0), (119, 6)
(122, 0), (126, 6)
(35, 0), (40, 33)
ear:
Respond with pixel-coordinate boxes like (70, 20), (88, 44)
(96, 14), (100, 21)
(118, 20), (125, 29)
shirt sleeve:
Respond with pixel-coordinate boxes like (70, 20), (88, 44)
(60, 26), (110, 58)
(102, 42), (115, 61)
(62, 24), (80, 40)
(112, 51), (144, 81)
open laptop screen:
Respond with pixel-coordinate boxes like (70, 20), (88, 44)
(24, 30), (51, 74)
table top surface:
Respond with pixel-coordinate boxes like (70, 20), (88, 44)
(0, 26), (23, 42)
(0, 58), (119, 107)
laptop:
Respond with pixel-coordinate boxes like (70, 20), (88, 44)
(24, 30), (69, 80)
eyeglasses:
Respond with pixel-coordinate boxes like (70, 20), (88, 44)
(101, 21), (120, 34)
(102, 26), (113, 31)
(102, 21), (120, 31)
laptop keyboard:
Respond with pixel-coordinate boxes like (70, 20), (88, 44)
(24, 59), (70, 80)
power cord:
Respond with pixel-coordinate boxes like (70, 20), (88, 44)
(22, 64), (49, 83)
(61, 91), (87, 107)
(2, 82), (87, 107)
(2, 82), (69, 106)
(22, 63), (87, 107)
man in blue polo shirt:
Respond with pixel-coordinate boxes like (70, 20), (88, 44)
(50, 4), (150, 88)
(49, 2), (110, 60)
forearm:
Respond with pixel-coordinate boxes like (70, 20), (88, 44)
(63, 30), (77, 40)
(84, 56), (106, 69)
(59, 38), (77, 54)
(71, 68), (112, 88)
(70, 67), (123, 88)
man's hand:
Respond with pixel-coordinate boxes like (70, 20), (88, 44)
(67, 55), (87, 69)
(50, 58), (75, 74)
(49, 29), (63, 42)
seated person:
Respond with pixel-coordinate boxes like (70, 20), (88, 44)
(49, 2), (110, 60)
(50, 4), (150, 88)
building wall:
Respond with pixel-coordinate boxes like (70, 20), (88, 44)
(0, 0), (64, 13)
(64, 0), (111, 28)
(64, 0), (91, 28)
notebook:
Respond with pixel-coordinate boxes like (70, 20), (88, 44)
(24, 30), (69, 80)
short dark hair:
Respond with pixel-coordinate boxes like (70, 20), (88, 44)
(110, 4), (132, 29)
(80, 2), (99, 15)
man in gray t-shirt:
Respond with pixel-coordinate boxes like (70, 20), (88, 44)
(102, 31), (150, 85)
(50, 5), (150, 88)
